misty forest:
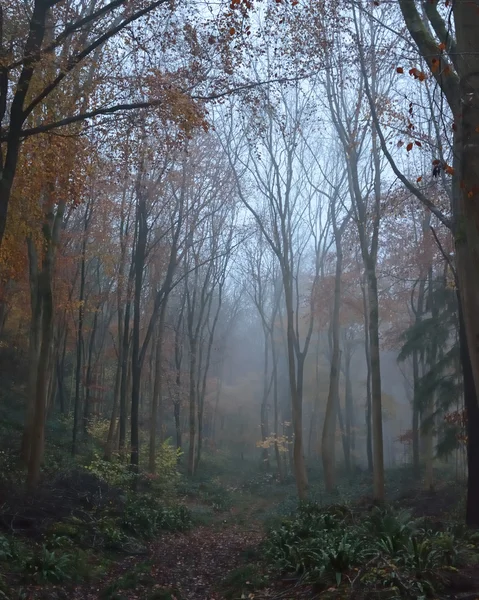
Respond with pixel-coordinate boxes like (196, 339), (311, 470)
(0, 0), (479, 598)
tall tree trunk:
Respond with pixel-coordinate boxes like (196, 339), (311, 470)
(260, 336), (270, 469)
(337, 394), (350, 473)
(21, 238), (41, 464)
(458, 290), (479, 527)
(344, 351), (354, 467)
(284, 276), (308, 499)
(174, 400), (182, 451)
(411, 349), (421, 476)
(56, 327), (67, 414)
(26, 200), (65, 487)
(130, 196), (147, 476)
(188, 336), (197, 476)
(72, 203), (89, 455)
(361, 276), (373, 473)
(105, 359), (121, 459)
(27, 270), (54, 488)
(322, 228), (344, 492)
(308, 333), (321, 458)
(367, 261), (385, 501)
(119, 299), (132, 455)
(83, 307), (99, 435)
(453, 3), (479, 400)
(149, 303), (167, 473)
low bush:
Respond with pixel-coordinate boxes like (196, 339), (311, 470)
(178, 477), (233, 512)
(264, 503), (478, 597)
(219, 564), (267, 600)
(122, 495), (191, 538)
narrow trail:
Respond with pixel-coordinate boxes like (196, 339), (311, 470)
(35, 502), (271, 600)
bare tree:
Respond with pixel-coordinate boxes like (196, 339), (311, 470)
(220, 80), (331, 500)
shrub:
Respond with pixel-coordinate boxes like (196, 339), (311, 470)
(264, 503), (478, 595)
(219, 565), (267, 600)
(24, 546), (72, 583)
(85, 451), (134, 487)
(122, 495), (191, 538)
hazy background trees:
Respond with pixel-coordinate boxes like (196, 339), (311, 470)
(0, 0), (475, 527)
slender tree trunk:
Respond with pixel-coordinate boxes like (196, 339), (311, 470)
(411, 349), (421, 476)
(337, 397), (350, 473)
(292, 354), (308, 499)
(361, 276), (373, 473)
(27, 200), (65, 487)
(119, 300), (131, 455)
(83, 307), (99, 435)
(149, 304), (167, 473)
(105, 359), (121, 459)
(22, 238), (41, 464)
(56, 327), (67, 414)
(308, 334), (321, 458)
(27, 270), (54, 488)
(260, 336), (270, 469)
(367, 262), (385, 501)
(344, 352), (354, 468)
(271, 338), (283, 481)
(174, 400), (182, 451)
(130, 196), (147, 476)
(72, 206), (89, 455)
(188, 336), (197, 476)
(457, 290), (479, 527)
(322, 234), (343, 491)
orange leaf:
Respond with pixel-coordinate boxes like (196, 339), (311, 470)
(418, 71), (426, 81)
(417, 176), (422, 183)
(432, 159), (441, 166)
(468, 191), (474, 198)
(415, 140), (422, 147)
(445, 165), (455, 175)
(438, 42), (446, 51)
(396, 67), (404, 74)
(229, 27), (236, 35)
(406, 142), (413, 152)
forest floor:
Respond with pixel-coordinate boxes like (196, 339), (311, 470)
(12, 478), (479, 600)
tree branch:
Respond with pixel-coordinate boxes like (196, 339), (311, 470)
(23, 0), (171, 118)
(354, 14), (453, 231)
(398, 0), (460, 111)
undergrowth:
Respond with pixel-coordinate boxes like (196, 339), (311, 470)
(264, 502), (479, 598)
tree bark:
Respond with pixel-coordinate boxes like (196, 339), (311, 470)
(367, 261), (385, 501)
(130, 195), (147, 476)
(188, 335), (197, 475)
(26, 199), (65, 487)
(322, 235), (344, 491)
(72, 201), (90, 455)
(149, 303), (167, 473)
(21, 238), (41, 464)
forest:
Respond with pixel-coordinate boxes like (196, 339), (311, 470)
(0, 0), (478, 598)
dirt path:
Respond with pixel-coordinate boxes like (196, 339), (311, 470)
(27, 514), (265, 600)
